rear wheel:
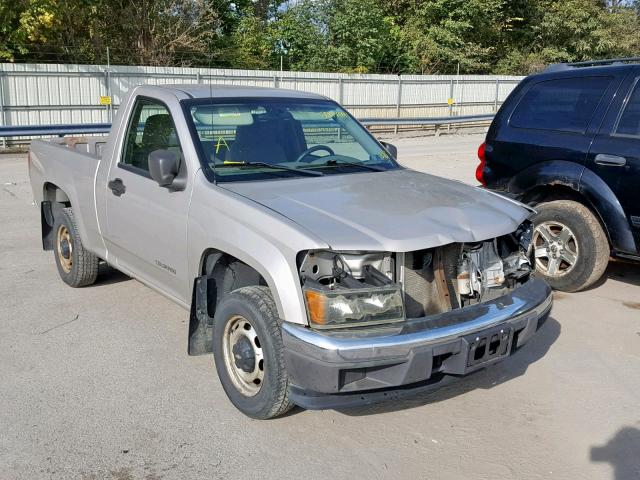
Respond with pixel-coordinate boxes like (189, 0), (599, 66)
(53, 207), (99, 287)
(212, 286), (293, 419)
(531, 200), (609, 292)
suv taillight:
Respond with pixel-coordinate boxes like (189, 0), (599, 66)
(476, 142), (486, 185)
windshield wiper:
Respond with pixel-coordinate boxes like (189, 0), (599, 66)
(323, 159), (386, 171)
(217, 161), (324, 177)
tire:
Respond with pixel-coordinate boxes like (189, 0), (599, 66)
(531, 200), (609, 292)
(52, 207), (99, 287)
(212, 286), (293, 419)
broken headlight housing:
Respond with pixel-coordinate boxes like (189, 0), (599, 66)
(304, 284), (404, 329)
(299, 250), (405, 329)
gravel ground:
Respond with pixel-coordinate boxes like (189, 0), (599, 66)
(1, 134), (639, 480)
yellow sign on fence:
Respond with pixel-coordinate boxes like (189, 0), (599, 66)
(100, 96), (112, 106)
(447, 98), (455, 106)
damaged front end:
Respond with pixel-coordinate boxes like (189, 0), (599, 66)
(297, 221), (535, 327)
(284, 220), (550, 409)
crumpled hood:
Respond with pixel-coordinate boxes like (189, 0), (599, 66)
(223, 169), (531, 252)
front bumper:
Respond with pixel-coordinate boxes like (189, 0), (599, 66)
(282, 277), (552, 410)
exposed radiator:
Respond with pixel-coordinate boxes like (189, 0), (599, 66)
(402, 246), (460, 318)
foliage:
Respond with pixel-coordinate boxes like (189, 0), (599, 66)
(274, 0), (400, 73)
(1, 0), (640, 74)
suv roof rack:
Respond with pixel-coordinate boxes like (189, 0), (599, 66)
(545, 57), (640, 72)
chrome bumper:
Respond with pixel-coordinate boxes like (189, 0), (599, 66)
(282, 277), (552, 408)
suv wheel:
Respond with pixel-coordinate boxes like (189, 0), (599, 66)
(212, 286), (294, 419)
(531, 200), (609, 292)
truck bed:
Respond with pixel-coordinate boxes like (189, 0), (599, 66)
(29, 136), (110, 260)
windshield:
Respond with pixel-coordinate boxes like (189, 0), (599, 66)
(184, 98), (400, 182)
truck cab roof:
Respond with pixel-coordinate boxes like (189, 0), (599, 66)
(150, 84), (328, 101)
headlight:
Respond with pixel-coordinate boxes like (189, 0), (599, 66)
(303, 284), (405, 329)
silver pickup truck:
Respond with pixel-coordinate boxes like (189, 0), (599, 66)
(29, 85), (552, 419)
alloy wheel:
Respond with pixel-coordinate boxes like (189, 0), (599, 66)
(533, 221), (579, 276)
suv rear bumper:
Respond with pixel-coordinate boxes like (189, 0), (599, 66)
(282, 277), (552, 410)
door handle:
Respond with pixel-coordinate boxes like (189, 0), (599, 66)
(108, 178), (126, 196)
(594, 154), (627, 166)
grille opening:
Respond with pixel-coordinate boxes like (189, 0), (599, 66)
(474, 340), (487, 360)
(488, 334), (501, 355)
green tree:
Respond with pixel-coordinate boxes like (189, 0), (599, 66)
(392, 0), (516, 74)
(274, 0), (329, 71)
(1, 0), (61, 61)
(2, 0), (640, 73)
(274, 0), (402, 73)
(229, 9), (278, 69)
(497, 0), (640, 73)
(325, 0), (400, 73)
(2, 0), (226, 66)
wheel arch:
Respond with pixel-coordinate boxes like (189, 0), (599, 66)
(188, 248), (283, 356)
(578, 167), (636, 254)
(509, 160), (636, 254)
(40, 182), (71, 251)
(43, 182), (71, 204)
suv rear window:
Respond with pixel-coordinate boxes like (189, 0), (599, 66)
(510, 76), (611, 133)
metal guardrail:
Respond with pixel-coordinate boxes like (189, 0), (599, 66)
(0, 123), (111, 137)
(0, 114), (494, 140)
(360, 114), (494, 126)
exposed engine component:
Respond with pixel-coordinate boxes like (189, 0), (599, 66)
(457, 241), (505, 298)
(456, 225), (533, 306)
(297, 221), (534, 326)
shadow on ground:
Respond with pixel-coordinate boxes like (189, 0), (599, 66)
(589, 259), (640, 291)
(92, 263), (131, 286)
(331, 316), (561, 417)
(606, 259), (640, 287)
(591, 426), (640, 480)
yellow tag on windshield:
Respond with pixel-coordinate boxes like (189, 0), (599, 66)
(215, 137), (230, 154)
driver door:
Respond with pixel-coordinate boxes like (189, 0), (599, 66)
(103, 97), (191, 302)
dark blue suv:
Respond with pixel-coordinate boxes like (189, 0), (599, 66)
(478, 58), (640, 291)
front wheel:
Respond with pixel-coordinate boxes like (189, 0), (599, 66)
(212, 286), (293, 419)
(531, 200), (609, 292)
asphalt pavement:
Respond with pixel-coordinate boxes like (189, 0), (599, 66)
(1, 133), (639, 480)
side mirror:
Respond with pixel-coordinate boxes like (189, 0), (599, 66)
(380, 141), (398, 159)
(148, 149), (179, 187)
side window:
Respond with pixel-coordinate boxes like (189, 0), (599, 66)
(616, 80), (640, 137)
(121, 98), (182, 173)
(510, 76), (612, 133)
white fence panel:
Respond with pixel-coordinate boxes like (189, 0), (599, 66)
(0, 63), (524, 138)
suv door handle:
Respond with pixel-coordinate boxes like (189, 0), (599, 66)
(108, 178), (126, 196)
(594, 154), (627, 166)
